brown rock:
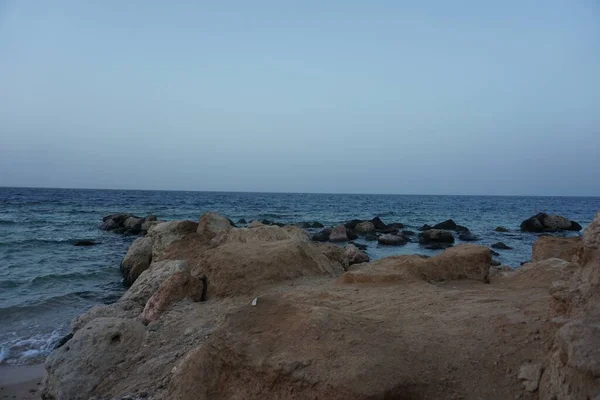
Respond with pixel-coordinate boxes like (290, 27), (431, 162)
(120, 236), (154, 285)
(377, 233), (407, 246)
(148, 220), (198, 258)
(345, 244), (369, 265)
(532, 236), (581, 262)
(121, 260), (189, 305)
(197, 212), (234, 241)
(328, 224), (348, 242)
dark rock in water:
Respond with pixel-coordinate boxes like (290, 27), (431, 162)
(344, 219), (364, 230)
(371, 216), (388, 231)
(491, 242), (512, 250)
(377, 234), (407, 246)
(146, 215), (157, 222)
(54, 333), (74, 350)
(348, 241), (368, 251)
(491, 259), (501, 267)
(74, 240), (96, 246)
(377, 227), (399, 234)
(402, 230), (416, 236)
(388, 223), (405, 229)
(418, 224), (432, 231)
(300, 221), (324, 229)
(458, 232), (478, 242)
(329, 225), (349, 242)
(456, 225), (470, 233)
(520, 260), (530, 266)
(237, 218), (247, 224)
(364, 232), (379, 241)
(311, 228), (331, 242)
(100, 213), (147, 235)
(495, 226), (509, 232)
(346, 229), (359, 241)
(520, 213), (581, 232)
(423, 242), (454, 250)
(419, 229), (455, 244)
(490, 249), (500, 257)
(433, 219), (458, 230)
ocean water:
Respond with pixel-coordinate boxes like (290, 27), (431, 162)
(0, 187), (598, 365)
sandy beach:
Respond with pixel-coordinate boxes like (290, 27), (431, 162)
(0, 364), (44, 400)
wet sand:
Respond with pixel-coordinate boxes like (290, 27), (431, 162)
(0, 364), (44, 400)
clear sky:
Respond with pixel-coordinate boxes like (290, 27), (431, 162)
(0, 1), (598, 195)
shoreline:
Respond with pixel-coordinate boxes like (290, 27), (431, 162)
(0, 364), (44, 400)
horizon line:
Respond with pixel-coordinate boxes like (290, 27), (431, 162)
(1, 185), (599, 198)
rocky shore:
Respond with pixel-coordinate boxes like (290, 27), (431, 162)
(38, 211), (599, 399)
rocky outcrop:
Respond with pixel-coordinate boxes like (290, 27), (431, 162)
(345, 244), (369, 265)
(70, 300), (143, 333)
(520, 212), (582, 232)
(43, 317), (146, 400)
(532, 236), (581, 263)
(328, 225), (348, 242)
(377, 233), (407, 246)
(121, 260), (189, 305)
(419, 229), (455, 245)
(100, 213), (154, 235)
(197, 212), (234, 241)
(354, 221), (375, 234)
(120, 237), (154, 285)
(147, 220), (198, 258)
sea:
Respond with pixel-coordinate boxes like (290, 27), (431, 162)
(0, 187), (598, 365)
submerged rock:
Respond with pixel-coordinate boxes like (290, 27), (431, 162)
(377, 234), (407, 246)
(73, 240), (96, 246)
(458, 231), (478, 242)
(364, 232), (378, 241)
(354, 221), (375, 234)
(494, 226), (509, 232)
(491, 242), (512, 250)
(419, 229), (455, 245)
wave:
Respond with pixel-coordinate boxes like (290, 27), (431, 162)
(0, 219), (16, 225)
(0, 327), (64, 365)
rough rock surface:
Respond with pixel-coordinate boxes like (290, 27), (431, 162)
(71, 300), (143, 332)
(147, 220), (198, 258)
(43, 318), (146, 400)
(345, 244), (369, 265)
(377, 233), (407, 246)
(142, 271), (206, 322)
(520, 212), (582, 232)
(121, 260), (189, 305)
(532, 236), (581, 263)
(328, 224), (348, 242)
(120, 236), (154, 285)
(197, 212), (234, 241)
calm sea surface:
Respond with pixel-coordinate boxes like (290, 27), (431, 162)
(0, 187), (598, 364)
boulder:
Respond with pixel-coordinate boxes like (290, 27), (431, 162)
(43, 318), (146, 400)
(148, 220), (198, 258)
(418, 224), (432, 231)
(142, 271), (206, 322)
(377, 234), (407, 246)
(363, 232), (378, 241)
(402, 230), (416, 236)
(344, 219), (363, 230)
(120, 236), (154, 285)
(495, 226), (509, 232)
(121, 260), (189, 305)
(371, 216), (388, 231)
(532, 236), (581, 262)
(345, 244), (370, 265)
(419, 229), (455, 245)
(433, 219), (457, 230)
(197, 212), (234, 241)
(73, 240), (95, 246)
(354, 221), (375, 234)
(70, 300), (143, 333)
(311, 228), (331, 242)
(329, 225), (349, 242)
(520, 213), (581, 232)
(491, 242), (512, 250)
(140, 219), (160, 234)
(123, 216), (144, 235)
(346, 229), (359, 240)
(458, 231), (478, 242)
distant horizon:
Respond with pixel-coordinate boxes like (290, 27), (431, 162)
(2, 185), (599, 198)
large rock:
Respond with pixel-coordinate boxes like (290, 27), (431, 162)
(520, 213), (581, 232)
(197, 212), (234, 241)
(141, 271), (206, 323)
(419, 229), (455, 245)
(354, 221), (375, 234)
(168, 295), (428, 400)
(121, 260), (189, 305)
(345, 244), (369, 265)
(328, 224), (348, 242)
(42, 318), (146, 400)
(433, 219), (458, 230)
(70, 300), (143, 332)
(371, 216), (388, 231)
(120, 236), (154, 285)
(341, 244), (491, 284)
(532, 236), (581, 262)
(147, 220), (198, 258)
(377, 233), (407, 246)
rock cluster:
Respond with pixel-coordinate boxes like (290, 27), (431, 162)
(520, 212), (582, 233)
(100, 213), (159, 235)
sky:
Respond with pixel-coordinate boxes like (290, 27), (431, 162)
(0, 1), (599, 195)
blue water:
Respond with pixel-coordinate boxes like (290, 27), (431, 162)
(0, 187), (598, 365)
